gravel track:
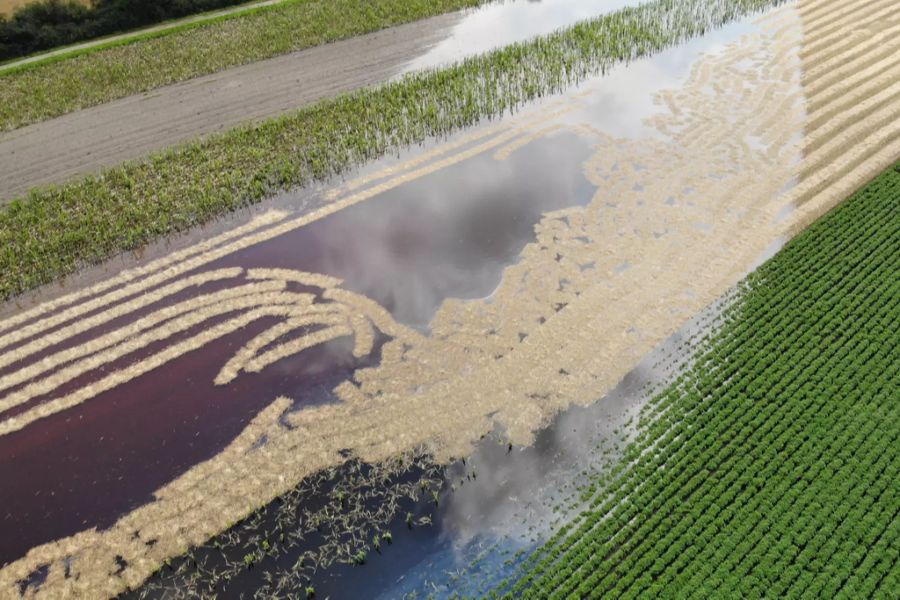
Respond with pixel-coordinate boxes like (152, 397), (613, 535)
(0, 13), (458, 201)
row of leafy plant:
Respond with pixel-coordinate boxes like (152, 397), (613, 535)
(0, 0), (784, 301)
(0, 0), (487, 130)
(494, 162), (900, 599)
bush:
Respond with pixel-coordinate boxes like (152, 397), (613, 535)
(0, 0), (250, 60)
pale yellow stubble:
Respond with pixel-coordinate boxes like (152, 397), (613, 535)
(0, 213), (286, 343)
(0, 295), (320, 437)
(0, 268), (243, 374)
(10, 2), (900, 595)
(0, 273), (283, 396)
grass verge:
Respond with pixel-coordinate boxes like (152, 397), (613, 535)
(0, 0), (486, 131)
(0, 0), (784, 302)
(498, 161), (900, 598)
(0, 0), (290, 71)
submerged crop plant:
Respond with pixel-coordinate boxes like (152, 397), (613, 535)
(0, 0), (786, 301)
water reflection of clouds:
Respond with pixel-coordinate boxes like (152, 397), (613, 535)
(373, 11), (771, 598)
(303, 132), (594, 330)
(405, 0), (755, 85)
(377, 302), (722, 599)
(566, 16), (760, 139)
(404, 0), (641, 73)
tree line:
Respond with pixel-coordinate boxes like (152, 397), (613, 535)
(0, 0), (250, 61)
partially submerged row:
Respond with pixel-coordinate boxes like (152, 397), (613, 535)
(0, 0), (486, 130)
(0, 0), (784, 300)
(499, 161), (900, 599)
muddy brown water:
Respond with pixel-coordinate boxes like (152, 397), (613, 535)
(128, 281), (725, 600)
(0, 131), (593, 567)
(0, 7), (800, 595)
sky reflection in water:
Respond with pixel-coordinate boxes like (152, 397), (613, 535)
(404, 0), (643, 73)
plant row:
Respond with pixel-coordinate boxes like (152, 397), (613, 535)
(0, 0), (784, 301)
(495, 162), (900, 599)
(0, 0), (486, 130)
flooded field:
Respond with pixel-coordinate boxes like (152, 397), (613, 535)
(2, 0), (898, 596)
(403, 0), (643, 73)
(0, 0), (649, 208)
(131, 293), (724, 599)
(0, 128), (594, 567)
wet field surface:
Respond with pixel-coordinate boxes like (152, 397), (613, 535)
(403, 0), (641, 73)
(0, 131), (593, 566)
(129, 289), (725, 600)
(0, 0), (648, 200)
(0, 3), (811, 597)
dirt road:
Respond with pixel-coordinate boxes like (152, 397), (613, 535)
(0, 12), (459, 201)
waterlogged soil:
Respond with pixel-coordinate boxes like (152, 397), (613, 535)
(402, 0), (643, 73)
(0, 4), (824, 597)
(129, 291), (726, 599)
(0, 131), (594, 566)
(0, 0), (648, 200)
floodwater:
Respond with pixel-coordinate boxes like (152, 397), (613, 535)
(131, 282), (729, 600)
(0, 131), (593, 566)
(403, 0), (643, 73)
(373, 297), (728, 600)
(0, 2), (803, 597)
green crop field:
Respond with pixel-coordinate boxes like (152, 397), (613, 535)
(498, 162), (900, 599)
(0, 0), (486, 131)
(0, 0), (784, 302)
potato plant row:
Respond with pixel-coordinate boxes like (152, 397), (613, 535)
(495, 162), (900, 599)
(0, 0), (783, 301)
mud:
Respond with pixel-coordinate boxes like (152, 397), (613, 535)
(2, 0), (899, 596)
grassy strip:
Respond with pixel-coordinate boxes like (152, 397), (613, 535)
(0, 0), (486, 131)
(0, 0), (783, 301)
(497, 162), (900, 598)
(0, 0), (293, 72)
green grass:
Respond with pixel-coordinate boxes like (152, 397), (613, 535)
(0, 0), (784, 301)
(0, 0), (486, 131)
(498, 162), (900, 599)
(0, 0), (293, 71)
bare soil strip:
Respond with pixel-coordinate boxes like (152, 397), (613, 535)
(0, 12), (459, 200)
(0, 0), (897, 597)
(0, 0), (285, 70)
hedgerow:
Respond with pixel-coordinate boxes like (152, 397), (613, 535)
(0, 0), (253, 61)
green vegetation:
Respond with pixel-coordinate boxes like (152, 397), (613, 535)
(131, 452), (444, 599)
(0, 0), (783, 301)
(0, 0), (253, 61)
(0, 0), (485, 130)
(498, 162), (900, 598)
